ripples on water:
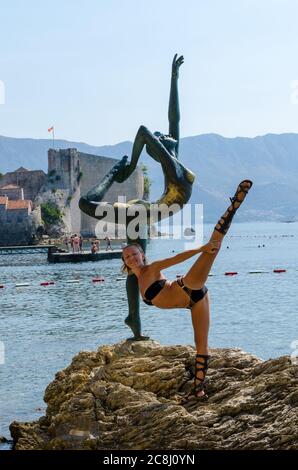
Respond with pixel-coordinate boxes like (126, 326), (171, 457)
(0, 222), (298, 437)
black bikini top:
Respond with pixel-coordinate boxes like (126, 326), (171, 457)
(142, 279), (167, 305)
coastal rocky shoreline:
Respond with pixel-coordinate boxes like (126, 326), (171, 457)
(9, 340), (298, 450)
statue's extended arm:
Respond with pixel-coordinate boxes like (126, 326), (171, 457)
(168, 54), (184, 153)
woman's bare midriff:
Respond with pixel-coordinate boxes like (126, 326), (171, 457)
(151, 279), (191, 309)
(139, 266), (190, 309)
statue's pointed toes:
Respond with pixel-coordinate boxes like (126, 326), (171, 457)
(117, 155), (129, 169)
(112, 156), (127, 172)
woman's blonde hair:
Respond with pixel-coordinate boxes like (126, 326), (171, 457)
(121, 242), (148, 275)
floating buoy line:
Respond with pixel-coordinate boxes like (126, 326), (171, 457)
(0, 267), (290, 290)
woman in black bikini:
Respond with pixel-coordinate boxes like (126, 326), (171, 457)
(121, 179), (253, 402)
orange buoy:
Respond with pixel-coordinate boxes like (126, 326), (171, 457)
(225, 272), (238, 276)
(273, 269), (286, 273)
(92, 277), (105, 283)
(40, 281), (55, 286)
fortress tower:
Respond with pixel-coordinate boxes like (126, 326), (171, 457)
(47, 148), (144, 236)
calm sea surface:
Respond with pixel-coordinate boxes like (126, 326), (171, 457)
(0, 221), (298, 438)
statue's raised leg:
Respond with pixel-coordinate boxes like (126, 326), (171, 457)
(79, 155), (129, 219)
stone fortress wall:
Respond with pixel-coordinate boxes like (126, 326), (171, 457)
(0, 167), (44, 245)
(0, 167), (47, 201)
(45, 148), (144, 237)
(0, 207), (40, 245)
(0, 191), (41, 246)
(0, 185), (24, 200)
(0, 149), (144, 243)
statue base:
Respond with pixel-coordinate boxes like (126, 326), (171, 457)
(126, 335), (150, 342)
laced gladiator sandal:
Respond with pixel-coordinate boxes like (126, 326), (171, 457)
(191, 353), (210, 399)
(180, 353), (211, 404)
(215, 179), (253, 235)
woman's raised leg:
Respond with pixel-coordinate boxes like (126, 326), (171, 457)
(183, 180), (253, 289)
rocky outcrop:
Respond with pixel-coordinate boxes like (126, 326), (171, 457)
(10, 341), (298, 450)
(35, 188), (69, 237)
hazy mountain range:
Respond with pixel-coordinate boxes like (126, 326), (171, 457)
(1, 132), (298, 223)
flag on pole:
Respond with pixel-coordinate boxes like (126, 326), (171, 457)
(48, 126), (55, 148)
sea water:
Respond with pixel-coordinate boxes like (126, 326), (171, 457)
(0, 222), (297, 438)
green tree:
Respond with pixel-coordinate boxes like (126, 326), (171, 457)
(40, 202), (63, 229)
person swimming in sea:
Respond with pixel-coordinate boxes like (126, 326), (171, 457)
(121, 180), (253, 402)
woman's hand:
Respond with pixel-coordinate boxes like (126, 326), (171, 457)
(201, 240), (221, 254)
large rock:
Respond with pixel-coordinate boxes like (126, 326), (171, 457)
(10, 341), (298, 450)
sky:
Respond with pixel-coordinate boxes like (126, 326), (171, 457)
(1, 0), (298, 146)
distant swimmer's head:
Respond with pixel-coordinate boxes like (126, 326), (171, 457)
(121, 243), (148, 275)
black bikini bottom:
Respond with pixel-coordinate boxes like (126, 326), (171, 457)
(176, 276), (208, 309)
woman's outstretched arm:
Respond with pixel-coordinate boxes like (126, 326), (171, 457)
(168, 54), (184, 153)
(150, 241), (220, 271)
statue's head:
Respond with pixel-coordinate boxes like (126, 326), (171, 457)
(153, 131), (162, 138)
(121, 243), (148, 275)
(153, 131), (177, 152)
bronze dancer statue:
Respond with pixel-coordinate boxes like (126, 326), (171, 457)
(79, 54), (195, 340)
